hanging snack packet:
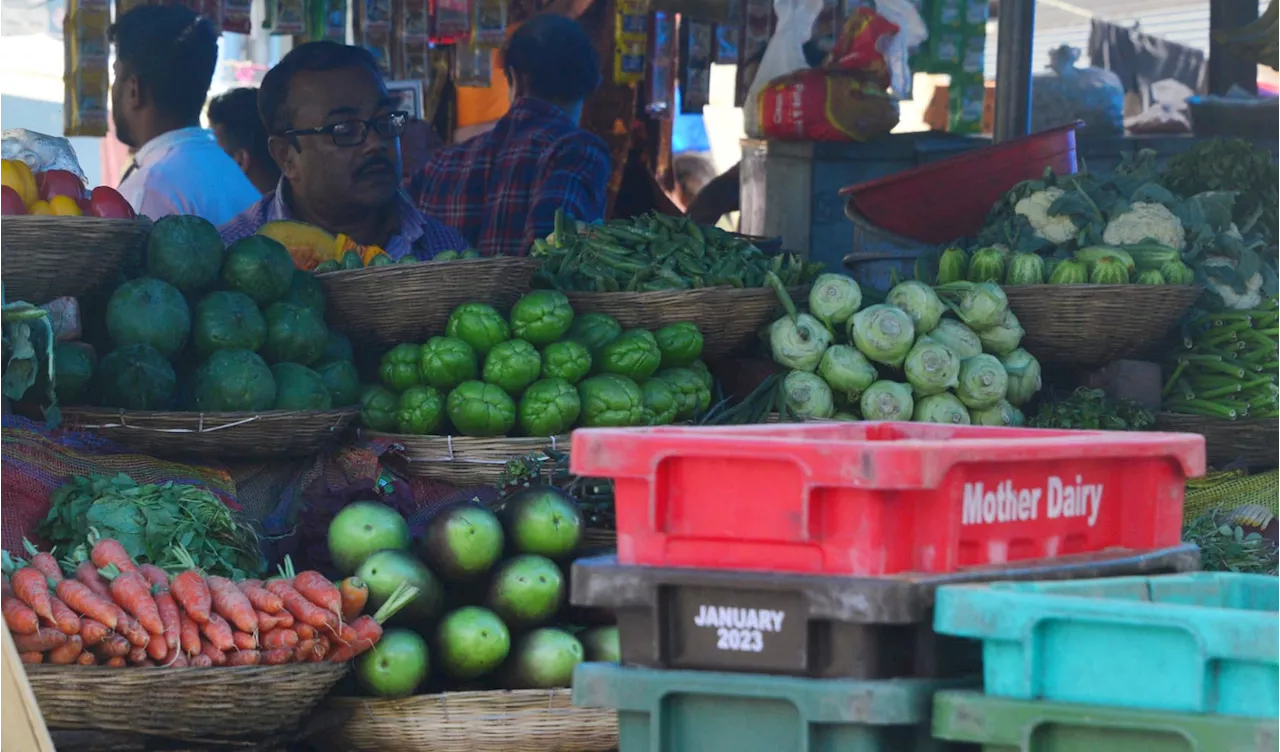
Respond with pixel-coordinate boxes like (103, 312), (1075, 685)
(471, 0), (506, 48)
(222, 0), (253, 33)
(680, 19), (713, 113)
(65, 0), (111, 137)
(646, 12), (675, 116)
(612, 0), (649, 85)
(433, 0), (470, 42)
(454, 42), (493, 88)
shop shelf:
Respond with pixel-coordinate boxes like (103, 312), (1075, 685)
(932, 690), (1278, 752)
(569, 422), (1203, 576)
(934, 572), (1279, 718)
(572, 662), (975, 752)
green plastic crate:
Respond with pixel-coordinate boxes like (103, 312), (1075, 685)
(573, 662), (975, 752)
(933, 690), (1280, 752)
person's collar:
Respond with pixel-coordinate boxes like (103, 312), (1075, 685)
(132, 126), (211, 168)
(510, 96), (576, 124)
(271, 177), (418, 234)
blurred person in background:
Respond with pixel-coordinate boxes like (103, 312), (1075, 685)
(207, 88), (281, 194)
(670, 152), (717, 212)
(111, 5), (259, 224)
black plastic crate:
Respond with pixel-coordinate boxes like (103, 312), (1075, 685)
(570, 544), (1200, 680)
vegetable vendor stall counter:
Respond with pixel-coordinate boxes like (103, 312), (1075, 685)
(741, 134), (1280, 273)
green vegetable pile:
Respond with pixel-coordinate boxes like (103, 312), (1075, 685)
(361, 290), (715, 437)
(531, 210), (824, 292)
(37, 473), (263, 577)
(747, 272), (1042, 426)
(1162, 297), (1279, 420)
(1028, 387), (1154, 431)
(1163, 138), (1278, 246)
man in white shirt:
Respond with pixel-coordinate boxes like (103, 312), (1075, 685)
(111, 5), (260, 225)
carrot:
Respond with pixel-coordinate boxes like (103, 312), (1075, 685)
(138, 564), (168, 589)
(241, 578), (264, 588)
(233, 631), (257, 651)
(95, 634), (131, 658)
(11, 568), (54, 622)
(47, 595), (81, 636)
(261, 628), (299, 650)
(18, 652), (43, 664)
(326, 643), (356, 663)
(295, 623), (315, 641)
(49, 635), (83, 665)
(200, 641), (227, 666)
(349, 582), (419, 658)
(294, 570), (341, 616)
(133, 658), (155, 668)
(240, 583), (284, 614)
(262, 647), (293, 665)
(89, 534), (137, 574)
(257, 610), (282, 632)
(102, 567), (164, 634)
(56, 579), (120, 630)
(189, 653), (214, 668)
(153, 590), (181, 652)
(14, 628), (67, 652)
(146, 631), (168, 662)
(226, 649), (260, 667)
(275, 610), (294, 629)
(104, 656), (127, 668)
(267, 580), (334, 630)
(207, 576), (258, 634)
(23, 540), (62, 583)
(117, 616), (150, 648)
(309, 635), (329, 662)
(294, 639), (315, 663)
(75, 561), (113, 601)
(79, 618), (111, 647)
(128, 646), (148, 664)
(3, 595), (39, 634)
(76, 651), (96, 666)
(171, 570), (212, 624)
(179, 613), (202, 656)
(200, 612), (235, 652)
(339, 577), (369, 622)
(169, 653), (189, 668)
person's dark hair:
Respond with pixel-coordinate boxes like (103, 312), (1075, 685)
(208, 88), (273, 163)
(502, 14), (601, 104)
(110, 5), (218, 123)
(672, 152), (717, 194)
(259, 41), (383, 135)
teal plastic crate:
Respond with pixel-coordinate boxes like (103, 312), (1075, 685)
(572, 662), (976, 752)
(934, 572), (1279, 718)
(932, 690), (1279, 751)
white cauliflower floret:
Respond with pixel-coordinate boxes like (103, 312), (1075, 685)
(1203, 255), (1264, 310)
(1014, 188), (1079, 245)
(1102, 202), (1186, 251)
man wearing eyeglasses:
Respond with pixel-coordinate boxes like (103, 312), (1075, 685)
(219, 42), (467, 259)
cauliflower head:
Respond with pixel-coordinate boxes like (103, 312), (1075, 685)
(1014, 188), (1079, 245)
(1102, 202), (1186, 251)
(1203, 255), (1264, 311)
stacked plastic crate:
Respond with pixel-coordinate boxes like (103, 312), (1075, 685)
(567, 421), (1208, 752)
(930, 572), (1280, 751)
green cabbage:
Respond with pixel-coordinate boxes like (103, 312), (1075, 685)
(929, 319), (983, 360)
(913, 393), (971, 424)
(977, 309), (1025, 356)
(849, 304), (915, 368)
(808, 274), (862, 329)
(783, 370), (835, 420)
(1005, 253), (1046, 285)
(967, 248), (1006, 283)
(885, 281), (944, 334)
(1000, 348), (1042, 407)
(903, 337), (960, 396)
(956, 353), (1008, 410)
(1135, 269), (1166, 285)
(817, 345), (878, 400)
(859, 380), (914, 421)
(935, 282), (1008, 331)
(1048, 259), (1088, 284)
(937, 247), (968, 284)
(970, 399), (1024, 426)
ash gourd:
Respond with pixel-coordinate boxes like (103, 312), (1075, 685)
(962, 475), (1105, 528)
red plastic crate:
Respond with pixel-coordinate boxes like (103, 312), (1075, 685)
(569, 422), (1203, 577)
(839, 123), (1079, 244)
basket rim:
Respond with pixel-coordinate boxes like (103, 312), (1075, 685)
(26, 662), (347, 677)
(1003, 283), (1199, 295)
(1, 215), (152, 227)
(325, 687), (575, 709)
(366, 429), (568, 466)
(563, 283), (806, 300)
(62, 406), (359, 433)
(316, 255), (540, 281)
(1155, 412), (1280, 426)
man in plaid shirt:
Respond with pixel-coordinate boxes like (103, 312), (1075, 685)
(413, 15), (611, 257)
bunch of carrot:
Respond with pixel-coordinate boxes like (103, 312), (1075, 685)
(3, 539), (417, 669)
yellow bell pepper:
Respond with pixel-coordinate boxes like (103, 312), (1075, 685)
(1, 159), (37, 208)
(47, 195), (83, 216)
(360, 245), (388, 266)
(26, 200), (55, 215)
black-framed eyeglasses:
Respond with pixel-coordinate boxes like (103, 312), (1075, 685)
(279, 111), (410, 147)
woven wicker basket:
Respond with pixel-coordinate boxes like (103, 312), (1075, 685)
(316, 257), (540, 347)
(1, 216), (151, 304)
(564, 285), (807, 361)
(367, 430), (568, 486)
(1004, 284), (1199, 366)
(322, 689), (618, 752)
(1155, 413), (1279, 469)
(26, 664), (347, 739)
(62, 407), (358, 459)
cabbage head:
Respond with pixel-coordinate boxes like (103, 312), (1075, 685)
(971, 399), (1024, 426)
(886, 281), (944, 334)
(859, 380), (914, 421)
(913, 393), (971, 425)
(849, 304), (915, 368)
(1000, 348), (1042, 407)
(808, 274), (862, 329)
(935, 282), (1008, 331)
(817, 345), (878, 400)
(929, 319), (983, 360)
(977, 309), (1025, 356)
(783, 370), (835, 420)
(956, 353), (1008, 409)
(768, 311), (831, 372)
(904, 337), (960, 396)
